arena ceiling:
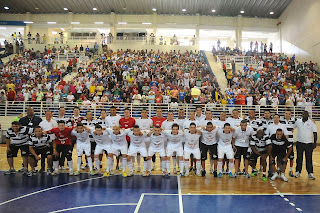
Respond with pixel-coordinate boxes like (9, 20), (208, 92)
(1, 0), (291, 18)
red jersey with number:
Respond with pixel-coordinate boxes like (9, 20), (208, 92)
(47, 127), (74, 145)
(151, 117), (166, 127)
(69, 116), (84, 127)
(119, 117), (135, 142)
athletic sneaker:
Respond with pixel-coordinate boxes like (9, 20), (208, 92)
(51, 170), (60, 176)
(4, 168), (16, 175)
(146, 171), (151, 176)
(244, 173), (250, 179)
(69, 171), (74, 176)
(128, 171), (134, 177)
(18, 167), (27, 172)
(251, 169), (258, 177)
(280, 173), (288, 182)
(180, 172), (185, 177)
(210, 168), (214, 174)
(142, 171), (148, 177)
(115, 166), (120, 171)
(289, 170), (294, 177)
(308, 173), (316, 180)
(262, 174), (268, 181)
(295, 172), (301, 178)
(137, 166), (141, 172)
(271, 172), (279, 181)
(60, 166), (65, 170)
(34, 167), (39, 172)
(201, 170), (206, 177)
(27, 170), (36, 177)
(46, 168), (53, 175)
(173, 168), (177, 174)
(213, 170), (218, 178)
(74, 170), (81, 176)
(165, 172), (171, 177)
(185, 172), (189, 177)
(228, 172), (234, 178)
(234, 172), (238, 178)
(189, 166), (194, 172)
(218, 172), (222, 178)
(22, 168), (28, 175)
(122, 172), (127, 177)
(152, 164), (156, 171)
(103, 172), (110, 177)
(39, 168), (45, 173)
(177, 167), (180, 173)
(162, 171), (166, 177)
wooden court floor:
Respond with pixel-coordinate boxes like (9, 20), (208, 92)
(0, 144), (319, 195)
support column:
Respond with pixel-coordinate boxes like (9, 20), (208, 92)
(196, 13), (200, 48)
(236, 15), (243, 50)
(110, 12), (117, 44)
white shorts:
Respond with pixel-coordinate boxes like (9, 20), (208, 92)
(144, 138), (151, 149)
(184, 148), (201, 160)
(148, 147), (166, 157)
(166, 146), (184, 157)
(218, 145), (233, 159)
(94, 144), (112, 155)
(128, 146), (148, 157)
(110, 145), (128, 156)
(76, 142), (91, 156)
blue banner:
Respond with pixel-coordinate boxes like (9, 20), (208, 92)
(0, 21), (26, 26)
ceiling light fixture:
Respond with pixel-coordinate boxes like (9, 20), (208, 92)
(24, 21), (33, 24)
(182, 9), (186, 12)
(47, 22), (56, 24)
(35, 7), (39, 10)
(94, 22), (104, 24)
(142, 22), (152, 25)
(0, 27), (7, 29)
(152, 8), (157, 11)
(61, 28), (65, 31)
(4, 6), (9, 10)
(93, 8), (97, 11)
(212, 9), (216, 12)
(71, 22), (80, 24)
(118, 22), (127, 24)
(64, 8), (68, 11)
(52, 31), (57, 35)
(270, 12), (274, 15)
(240, 10), (245, 13)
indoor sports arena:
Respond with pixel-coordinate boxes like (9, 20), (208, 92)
(0, 0), (320, 212)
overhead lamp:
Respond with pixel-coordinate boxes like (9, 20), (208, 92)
(182, 9), (186, 12)
(152, 8), (157, 11)
(118, 22), (127, 24)
(71, 22), (80, 24)
(94, 22), (104, 24)
(142, 22), (152, 25)
(93, 8), (97, 11)
(4, 6), (9, 10)
(64, 8), (68, 11)
(24, 21), (33, 24)
(240, 10), (245, 14)
(47, 22), (56, 24)
(212, 9), (216, 12)
(270, 12), (274, 15)
(60, 28), (65, 31)
(0, 27), (7, 29)
(52, 31), (57, 35)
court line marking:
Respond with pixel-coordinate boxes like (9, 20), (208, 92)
(50, 203), (138, 213)
(177, 176), (184, 213)
(0, 176), (104, 206)
(134, 193), (145, 213)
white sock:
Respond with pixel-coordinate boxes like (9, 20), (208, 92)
(179, 161), (184, 173)
(128, 161), (133, 172)
(77, 156), (82, 171)
(161, 160), (166, 172)
(122, 158), (127, 172)
(111, 158), (114, 171)
(132, 156), (135, 163)
(147, 160), (151, 172)
(137, 155), (141, 167)
(87, 156), (93, 171)
(53, 161), (59, 171)
(229, 162), (234, 173)
(95, 157), (100, 171)
(143, 161), (147, 172)
(107, 157), (113, 172)
(67, 160), (73, 172)
(290, 167), (293, 171)
(210, 159), (214, 170)
(166, 160), (171, 172)
(184, 161), (189, 173)
(196, 161), (201, 173)
(218, 161), (223, 173)
(172, 157), (177, 169)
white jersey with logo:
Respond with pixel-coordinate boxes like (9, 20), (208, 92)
(216, 120), (227, 128)
(217, 128), (234, 147)
(135, 118), (153, 130)
(200, 128), (218, 145)
(183, 119), (199, 129)
(226, 117), (242, 127)
(71, 129), (90, 144)
(90, 129), (112, 146)
(233, 126), (255, 147)
(266, 123), (289, 136)
(176, 118), (186, 129)
(127, 131), (147, 148)
(184, 131), (201, 150)
(149, 133), (167, 150)
(161, 120), (179, 130)
(106, 115), (121, 128)
(106, 128), (130, 147)
(162, 130), (184, 149)
(199, 119), (217, 127)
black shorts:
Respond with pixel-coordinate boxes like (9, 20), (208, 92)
(7, 144), (29, 158)
(234, 146), (250, 160)
(200, 143), (217, 161)
(29, 147), (53, 159)
(271, 145), (286, 160)
(249, 150), (267, 162)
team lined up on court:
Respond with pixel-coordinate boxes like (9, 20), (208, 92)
(4, 106), (317, 182)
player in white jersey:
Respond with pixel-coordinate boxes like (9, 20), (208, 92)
(195, 106), (206, 122)
(183, 111), (199, 129)
(161, 111), (179, 130)
(182, 122), (202, 177)
(96, 109), (108, 128)
(199, 122), (219, 177)
(106, 106), (121, 128)
(105, 126), (130, 177)
(135, 109), (153, 171)
(217, 123), (235, 178)
(216, 111), (228, 128)
(127, 125), (149, 177)
(146, 126), (167, 176)
(232, 120), (255, 178)
(226, 109), (242, 128)
(71, 123), (94, 175)
(162, 124), (184, 175)
(176, 108), (186, 130)
(90, 124), (112, 175)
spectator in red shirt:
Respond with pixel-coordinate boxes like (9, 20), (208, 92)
(7, 88), (16, 102)
(237, 91), (246, 105)
(45, 120), (74, 176)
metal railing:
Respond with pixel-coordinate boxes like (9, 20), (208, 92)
(216, 55), (258, 65)
(0, 101), (318, 120)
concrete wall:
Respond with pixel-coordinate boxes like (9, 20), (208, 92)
(279, 0), (320, 64)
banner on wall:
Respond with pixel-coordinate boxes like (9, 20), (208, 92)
(0, 21), (26, 26)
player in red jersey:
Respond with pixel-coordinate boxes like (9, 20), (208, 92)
(151, 108), (166, 170)
(44, 120), (75, 176)
(119, 108), (136, 170)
